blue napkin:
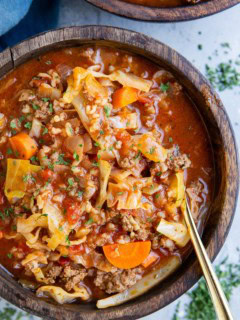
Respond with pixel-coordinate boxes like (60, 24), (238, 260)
(0, 0), (60, 52)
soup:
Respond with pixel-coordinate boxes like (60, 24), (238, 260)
(0, 46), (213, 307)
(122, 0), (205, 7)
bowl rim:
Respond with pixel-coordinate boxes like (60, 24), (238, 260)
(85, 0), (239, 22)
(0, 25), (238, 320)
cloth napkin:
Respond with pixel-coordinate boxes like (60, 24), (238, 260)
(0, 0), (60, 52)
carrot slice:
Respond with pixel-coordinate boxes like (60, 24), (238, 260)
(9, 132), (38, 160)
(142, 251), (158, 268)
(112, 87), (138, 109)
(103, 241), (151, 269)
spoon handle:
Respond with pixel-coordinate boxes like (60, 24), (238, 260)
(184, 199), (233, 320)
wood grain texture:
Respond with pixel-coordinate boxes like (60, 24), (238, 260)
(0, 48), (13, 79)
(86, 0), (239, 21)
(0, 26), (239, 320)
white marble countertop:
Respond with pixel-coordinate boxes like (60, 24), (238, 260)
(1, 1), (240, 319)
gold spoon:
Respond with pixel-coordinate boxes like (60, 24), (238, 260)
(184, 197), (233, 320)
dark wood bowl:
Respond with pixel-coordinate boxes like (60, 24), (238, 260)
(85, 0), (239, 22)
(0, 26), (238, 320)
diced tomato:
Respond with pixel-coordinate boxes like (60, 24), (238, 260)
(138, 94), (154, 106)
(69, 244), (85, 255)
(63, 198), (81, 225)
(17, 241), (30, 253)
(58, 257), (70, 266)
(115, 130), (133, 157)
(41, 168), (54, 181)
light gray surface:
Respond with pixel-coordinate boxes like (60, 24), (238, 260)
(1, 2), (240, 319)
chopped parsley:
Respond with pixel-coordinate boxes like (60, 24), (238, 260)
(48, 162), (54, 170)
(94, 142), (100, 147)
(117, 192), (124, 195)
(49, 103), (53, 113)
(42, 127), (48, 135)
(172, 251), (240, 320)
(11, 225), (17, 231)
(198, 44), (203, 50)
(0, 211), (5, 220)
(104, 105), (111, 117)
(10, 120), (16, 129)
(134, 151), (141, 160)
(205, 61), (240, 91)
(160, 82), (170, 92)
(73, 151), (79, 161)
(6, 148), (13, 155)
(32, 103), (40, 110)
(169, 137), (173, 143)
(149, 147), (156, 155)
(24, 122), (32, 130)
(92, 161), (99, 167)
(42, 97), (50, 102)
(156, 171), (162, 176)
(19, 115), (25, 123)
(7, 253), (13, 259)
(45, 60), (52, 65)
(67, 178), (74, 189)
(56, 153), (70, 166)
(99, 130), (104, 135)
(65, 235), (71, 246)
(78, 191), (84, 197)
(85, 218), (94, 226)
(78, 144), (83, 147)
(30, 155), (39, 163)
(23, 174), (35, 183)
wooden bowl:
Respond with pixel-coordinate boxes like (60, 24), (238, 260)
(85, 0), (239, 22)
(0, 26), (238, 320)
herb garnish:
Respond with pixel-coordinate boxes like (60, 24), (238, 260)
(85, 218), (94, 226)
(73, 151), (79, 161)
(42, 98), (50, 102)
(65, 235), (71, 246)
(206, 62), (240, 91)
(32, 103), (40, 110)
(68, 178), (74, 187)
(160, 82), (170, 92)
(42, 127), (48, 135)
(149, 147), (156, 155)
(6, 148), (13, 155)
(172, 251), (240, 320)
(92, 161), (99, 167)
(56, 153), (70, 166)
(24, 122), (32, 130)
(104, 106), (111, 117)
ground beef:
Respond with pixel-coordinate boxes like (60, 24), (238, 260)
(94, 268), (142, 294)
(166, 147), (191, 171)
(45, 266), (62, 281)
(61, 265), (87, 291)
(121, 214), (149, 241)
